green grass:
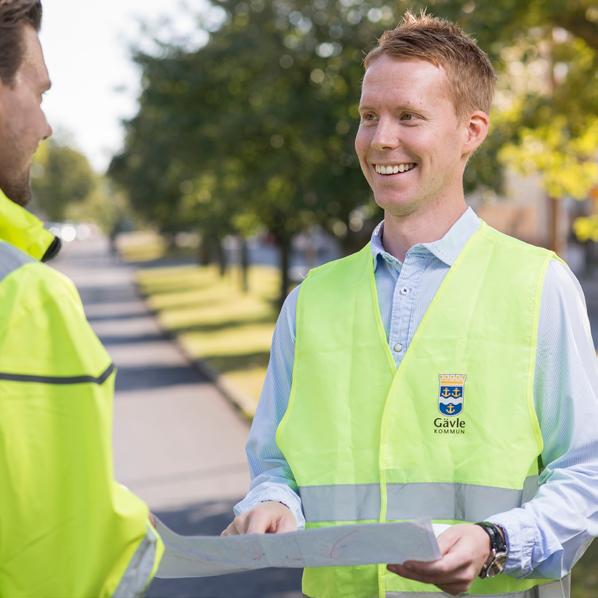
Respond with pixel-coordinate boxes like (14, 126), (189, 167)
(136, 262), (280, 414)
(118, 231), (167, 262)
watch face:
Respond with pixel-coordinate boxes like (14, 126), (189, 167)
(488, 552), (508, 577)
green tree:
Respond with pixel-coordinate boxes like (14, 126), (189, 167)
(111, 0), (597, 303)
(423, 0), (598, 252)
(31, 139), (97, 221)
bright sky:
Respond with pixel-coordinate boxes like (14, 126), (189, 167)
(39, 0), (215, 173)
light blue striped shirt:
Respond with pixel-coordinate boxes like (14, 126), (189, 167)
(235, 208), (598, 579)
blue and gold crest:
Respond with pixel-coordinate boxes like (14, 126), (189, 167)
(438, 374), (466, 416)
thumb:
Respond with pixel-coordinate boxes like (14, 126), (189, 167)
(437, 525), (462, 556)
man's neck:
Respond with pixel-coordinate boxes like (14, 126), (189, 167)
(381, 199), (468, 262)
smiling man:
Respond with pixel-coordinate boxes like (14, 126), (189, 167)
(0, 1), (162, 596)
(224, 12), (598, 598)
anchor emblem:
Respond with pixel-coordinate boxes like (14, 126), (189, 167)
(438, 374), (466, 417)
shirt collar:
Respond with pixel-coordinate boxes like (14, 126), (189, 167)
(370, 207), (481, 270)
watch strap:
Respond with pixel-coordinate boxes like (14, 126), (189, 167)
(476, 521), (508, 578)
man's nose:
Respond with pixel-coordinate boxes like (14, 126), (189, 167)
(371, 117), (399, 150)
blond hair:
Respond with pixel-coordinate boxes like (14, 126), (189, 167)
(364, 11), (496, 119)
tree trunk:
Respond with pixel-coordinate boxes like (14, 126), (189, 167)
(584, 241), (597, 277)
(239, 236), (250, 293)
(197, 234), (211, 266)
(278, 234), (291, 310)
(548, 195), (564, 256)
(215, 237), (228, 277)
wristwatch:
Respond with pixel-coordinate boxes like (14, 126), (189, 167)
(475, 522), (508, 578)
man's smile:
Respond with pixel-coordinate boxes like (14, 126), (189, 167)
(373, 162), (418, 175)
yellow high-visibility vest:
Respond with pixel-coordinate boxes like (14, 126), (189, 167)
(0, 190), (163, 597)
(278, 222), (566, 598)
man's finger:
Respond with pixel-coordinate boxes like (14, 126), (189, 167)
(437, 581), (470, 596)
(403, 543), (469, 578)
(245, 510), (273, 534)
(221, 520), (238, 536)
(387, 563), (425, 582)
(436, 526), (462, 555)
(389, 556), (471, 585)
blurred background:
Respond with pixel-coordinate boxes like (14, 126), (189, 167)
(32, 1), (597, 596)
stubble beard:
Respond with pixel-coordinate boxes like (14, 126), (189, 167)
(0, 169), (32, 206)
(0, 128), (33, 206)
(0, 112), (34, 206)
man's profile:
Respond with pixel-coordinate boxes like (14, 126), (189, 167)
(0, 2), (163, 595)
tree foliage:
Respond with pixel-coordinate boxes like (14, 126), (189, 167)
(31, 139), (97, 221)
(110, 0), (598, 302)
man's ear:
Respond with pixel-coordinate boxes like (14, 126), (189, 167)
(462, 111), (489, 158)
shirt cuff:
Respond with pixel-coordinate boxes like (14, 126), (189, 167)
(488, 509), (539, 577)
(234, 483), (306, 529)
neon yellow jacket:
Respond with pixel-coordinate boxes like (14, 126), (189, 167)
(278, 223), (565, 598)
(0, 191), (163, 597)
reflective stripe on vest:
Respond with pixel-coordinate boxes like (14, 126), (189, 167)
(0, 240), (34, 280)
(0, 362), (115, 385)
(278, 224), (560, 597)
(300, 572), (571, 597)
(113, 524), (161, 598)
(386, 577), (570, 598)
(300, 477), (539, 523)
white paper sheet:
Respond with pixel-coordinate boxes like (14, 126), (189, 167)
(155, 519), (442, 579)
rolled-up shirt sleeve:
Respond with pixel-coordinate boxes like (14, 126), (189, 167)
(489, 260), (598, 578)
(234, 286), (305, 528)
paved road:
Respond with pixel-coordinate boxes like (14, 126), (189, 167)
(53, 237), (302, 598)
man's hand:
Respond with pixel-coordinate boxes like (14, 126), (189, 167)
(387, 524), (492, 596)
(221, 501), (297, 536)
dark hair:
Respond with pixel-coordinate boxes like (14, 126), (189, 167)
(364, 10), (496, 119)
(0, 0), (42, 84)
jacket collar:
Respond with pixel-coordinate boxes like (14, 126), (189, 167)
(0, 189), (61, 262)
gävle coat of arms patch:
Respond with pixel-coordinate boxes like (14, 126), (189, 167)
(438, 374), (466, 416)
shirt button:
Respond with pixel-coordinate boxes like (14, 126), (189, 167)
(394, 343), (403, 353)
(399, 287), (409, 295)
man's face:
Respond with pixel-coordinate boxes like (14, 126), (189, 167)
(355, 55), (471, 219)
(0, 25), (52, 205)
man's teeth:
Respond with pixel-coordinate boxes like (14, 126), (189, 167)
(374, 163), (417, 175)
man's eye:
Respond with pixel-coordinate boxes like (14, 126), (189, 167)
(361, 112), (376, 122)
(400, 112), (415, 121)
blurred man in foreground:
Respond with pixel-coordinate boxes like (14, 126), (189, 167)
(0, 1), (162, 595)
(224, 12), (598, 598)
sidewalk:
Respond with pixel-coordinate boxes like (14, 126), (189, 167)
(53, 237), (302, 598)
